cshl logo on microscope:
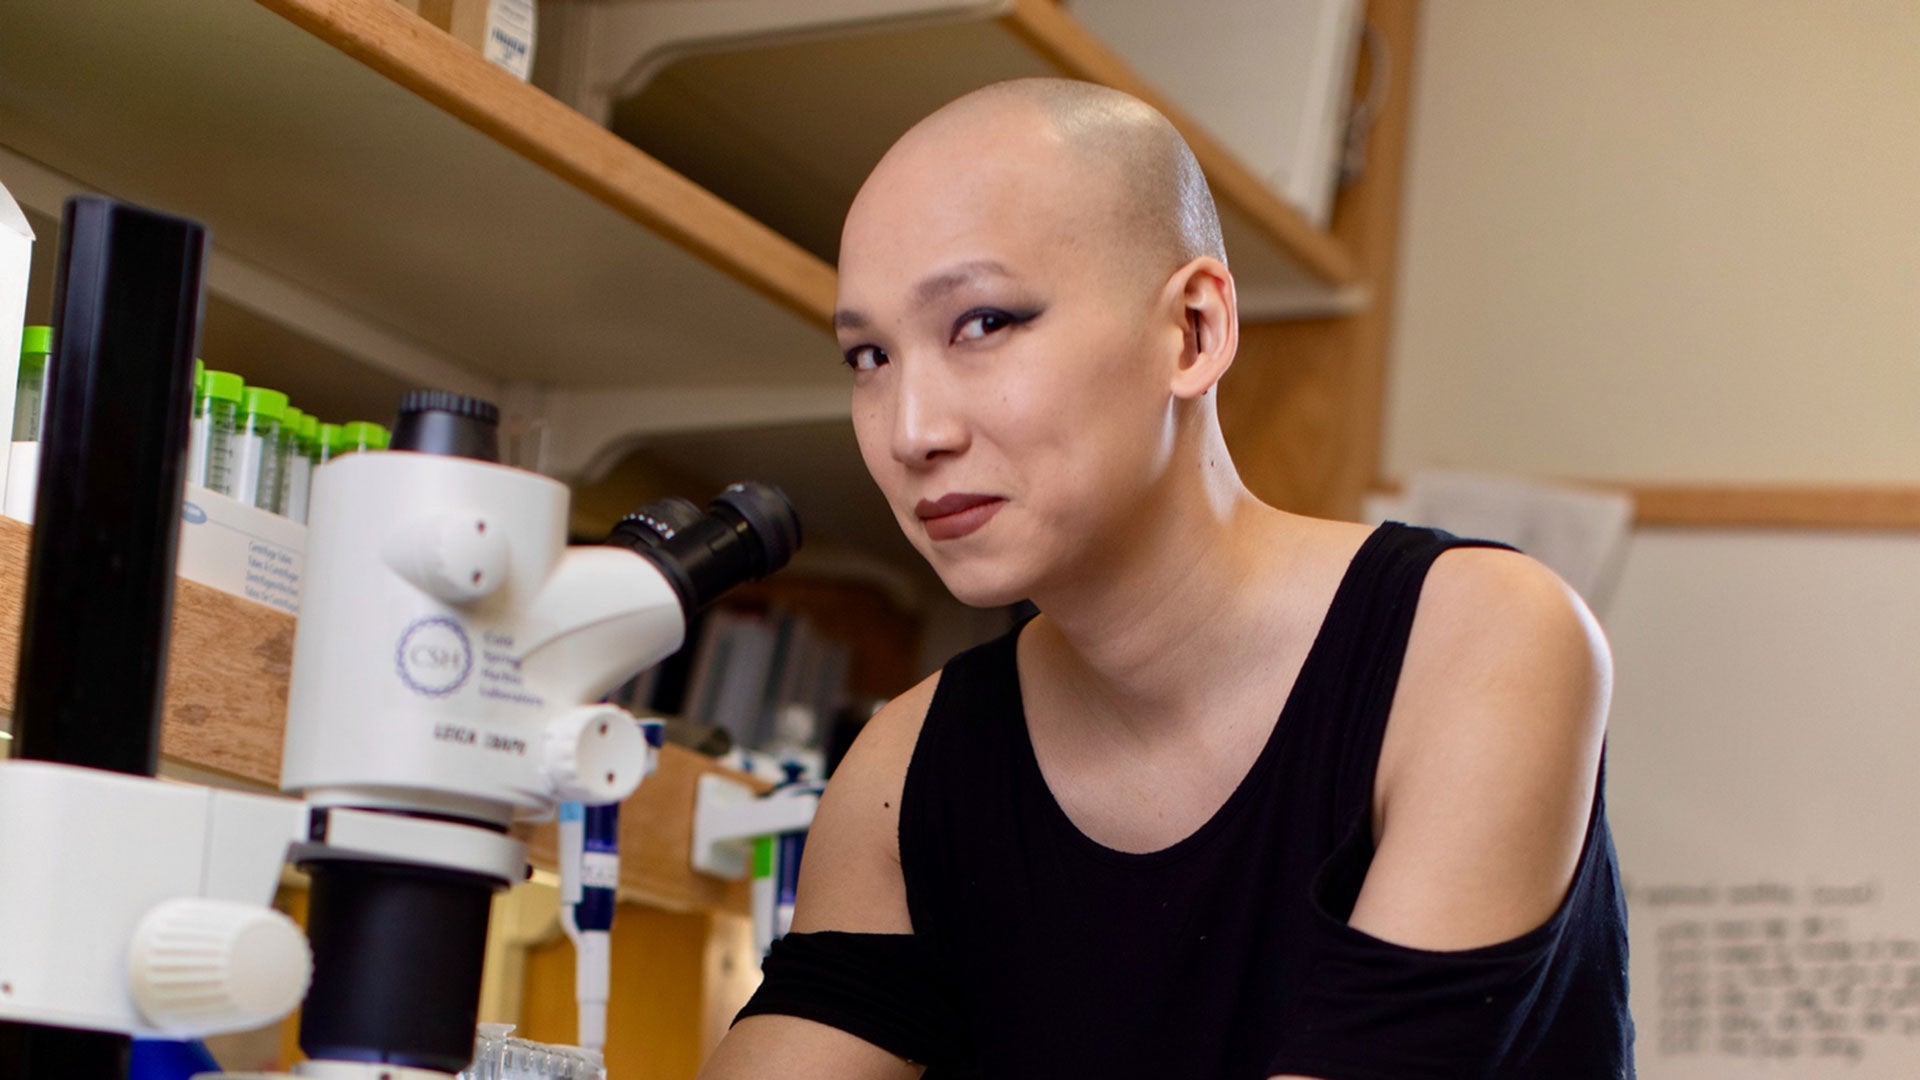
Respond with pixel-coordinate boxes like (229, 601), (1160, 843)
(396, 616), (474, 697)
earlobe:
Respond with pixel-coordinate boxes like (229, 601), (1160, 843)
(1168, 257), (1239, 401)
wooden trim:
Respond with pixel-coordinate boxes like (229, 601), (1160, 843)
(0, 513), (759, 915)
(1320, 0), (1416, 512)
(1373, 481), (1920, 531)
(1001, 0), (1362, 290)
(1630, 485), (1920, 531)
(1217, 0), (1418, 522)
(253, 0), (838, 330)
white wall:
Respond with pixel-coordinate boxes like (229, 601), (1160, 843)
(1385, 1), (1920, 484)
(1382, 9), (1920, 1074)
(1605, 527), (1920, 1077)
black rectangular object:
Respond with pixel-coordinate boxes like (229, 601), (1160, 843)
(9, 195), (206, 778)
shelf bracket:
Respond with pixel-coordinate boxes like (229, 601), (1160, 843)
(690, 773), (820, 881)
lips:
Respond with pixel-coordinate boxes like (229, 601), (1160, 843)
(914, 493), (1005, 542)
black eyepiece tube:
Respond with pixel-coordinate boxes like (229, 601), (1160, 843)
(606, 496), (703, 553)
(608, 483), (801, 613)
(388, 389), (501, 462)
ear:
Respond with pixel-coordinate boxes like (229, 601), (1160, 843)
(1165, 256), (1238, 400)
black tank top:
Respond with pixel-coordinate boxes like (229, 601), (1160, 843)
(898, 523), (1634, 1078)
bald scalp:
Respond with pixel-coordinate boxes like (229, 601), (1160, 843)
(904, 78), (1227, 276)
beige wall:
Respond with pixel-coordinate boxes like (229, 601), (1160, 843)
(1384, 1), (1920, 484)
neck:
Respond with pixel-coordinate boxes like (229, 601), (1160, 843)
(1025, 422), (1298, 730)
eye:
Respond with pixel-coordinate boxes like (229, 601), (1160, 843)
(843, 344), (888, 372)
(953, 309), (1015, 344)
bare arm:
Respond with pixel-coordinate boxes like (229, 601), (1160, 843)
(697, 675), (939, 1080)
(1269, 549), (1611, 1080)
(1352, 548), (1610, 949)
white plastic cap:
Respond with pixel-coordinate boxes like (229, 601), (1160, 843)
(544, 704), (648, 804)
(129, 897), (312, 1036)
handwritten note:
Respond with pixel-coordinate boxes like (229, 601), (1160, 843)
(1637, 880), (1920, 1066)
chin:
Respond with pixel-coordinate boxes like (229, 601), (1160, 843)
(924, 551), (1036, 609)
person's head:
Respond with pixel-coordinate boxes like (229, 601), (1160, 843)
(836, 78), (1240, 607)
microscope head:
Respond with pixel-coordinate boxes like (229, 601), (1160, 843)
(281, 392), (801, 826)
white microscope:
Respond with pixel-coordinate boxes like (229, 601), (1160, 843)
(0, 196), (801, 1079)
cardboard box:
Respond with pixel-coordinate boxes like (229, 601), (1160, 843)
(0, 182), (34, 517)
(177, 485), (306, 616)
(419, 0), (536, 80)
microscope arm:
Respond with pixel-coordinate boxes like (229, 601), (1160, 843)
(0, 761), (307, 1038)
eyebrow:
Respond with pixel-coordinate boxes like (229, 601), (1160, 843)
(832, 259), (1016, 333)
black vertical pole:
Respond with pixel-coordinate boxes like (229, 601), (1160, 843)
(9, 196), (204, 771)
(0, 196), (206, 1077)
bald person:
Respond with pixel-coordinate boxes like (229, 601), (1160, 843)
(698, 79), (1632, 1079)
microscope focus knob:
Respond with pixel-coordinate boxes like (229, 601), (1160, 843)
(544, 704), (651, 804)
(129, 897), (313, 1036)
(384, 508), (511, 605)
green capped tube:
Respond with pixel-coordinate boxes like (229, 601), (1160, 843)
(190, 370), (245, 495)
(339, 421), (389, 454)
(282, 411), (318, 524)
(316, 422), (345, 466)
(13, 326), (52, 441)
(273, 406), (303, 518)
(233, 386), (288, 511)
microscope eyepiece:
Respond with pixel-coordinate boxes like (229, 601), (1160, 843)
(389, 389), (501, 462)
(608, 496), (704, 551)
(713, 482), (803, 576)
(607, 483), (801, 613)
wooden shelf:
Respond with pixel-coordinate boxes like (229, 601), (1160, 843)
(0, 515), (763, 916)
(0, 0), (839, 401)
(1374, 479), (1920, 532)
(596, 0), (1365, 318)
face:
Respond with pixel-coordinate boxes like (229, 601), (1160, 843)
(836, 115), (1187, 607)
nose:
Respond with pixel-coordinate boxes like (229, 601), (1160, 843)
(890, 356), (967, 466)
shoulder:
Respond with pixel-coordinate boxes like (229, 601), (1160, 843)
(787, 670), (941, 935)
(837, 670), (943, 800)
(1398, 543), (1612, 737)
(1350, 544), (1612, 950)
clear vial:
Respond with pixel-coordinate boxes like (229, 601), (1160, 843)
(232, 386), (288, 511)
(191, 370), (246, 495)
(281, 410), (318, 523)
(273, 406), (303, 517)
(316, 422), (345, 466)
(185, 359), (204, 480)
(12, 326), (52, 441)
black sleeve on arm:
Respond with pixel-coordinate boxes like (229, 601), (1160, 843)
(733, 931), (963, 1068)
(1267, 808), (1628, 1080)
